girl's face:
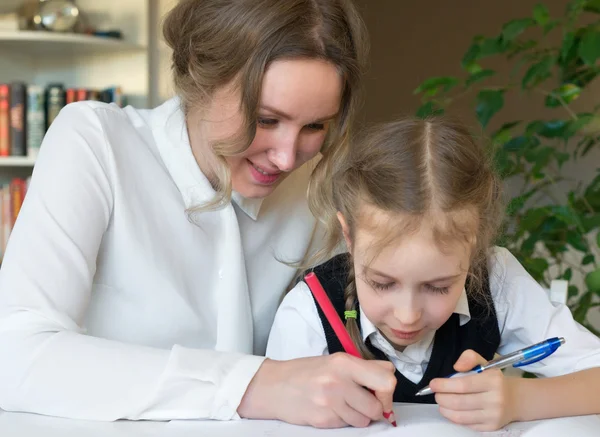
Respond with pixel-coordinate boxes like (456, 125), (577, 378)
(188, 58), (342, 199)
(339, 205), (473, 350)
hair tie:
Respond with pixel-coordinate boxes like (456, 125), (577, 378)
(344, 310), (357, 320)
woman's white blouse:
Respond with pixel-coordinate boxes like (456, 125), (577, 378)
(0, 98), (320, 421)
(267, 247), (600, 382)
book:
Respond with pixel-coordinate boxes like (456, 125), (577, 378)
(0, 84), (9, 156)
(9, 82), (26, 156)
(46, 83), (65, 129)
(26, 85), (45, 159)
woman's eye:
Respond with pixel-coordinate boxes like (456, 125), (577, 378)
(425, 284), (449, 294)
(258, 117), (278, 127)
(305, 123), (325, 131)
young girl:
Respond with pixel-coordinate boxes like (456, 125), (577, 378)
(266, 117), (600, 432)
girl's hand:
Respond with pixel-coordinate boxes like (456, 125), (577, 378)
(238, 354), (396, 428)
(428, 349), (519, 432)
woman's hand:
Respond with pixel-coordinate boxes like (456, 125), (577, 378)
(238, 353), (396, 428)
(429, 349), (519, 432)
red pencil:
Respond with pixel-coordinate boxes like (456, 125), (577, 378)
(304, 272), (397, 427)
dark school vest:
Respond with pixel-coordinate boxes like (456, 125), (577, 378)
(306, 253), (500, 404)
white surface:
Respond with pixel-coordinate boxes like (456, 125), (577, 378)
(0, 404), (598, 437)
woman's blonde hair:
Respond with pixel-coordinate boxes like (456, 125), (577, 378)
(163, 0), (369, 210)
(311, 117), (504, 358)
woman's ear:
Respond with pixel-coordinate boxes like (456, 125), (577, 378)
(336, 211), (352, 254)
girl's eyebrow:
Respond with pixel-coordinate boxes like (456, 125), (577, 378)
(424, 273), (462, 282)
(364, 266), (462, 283)
(362, 265), (396, 280)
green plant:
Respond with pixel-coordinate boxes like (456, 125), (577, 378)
(414, 0), (600, 335)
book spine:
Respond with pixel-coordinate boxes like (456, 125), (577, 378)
(76, 89), (88, 102)
(9, 82), (27, 156)
(27, 85), (46, 160)
(10, 178), (25, 225)
(46, 84), (65, 129)
(0, 84), (9, 157)
(66, 88), (77, 105)
(2, 183), (11, 251)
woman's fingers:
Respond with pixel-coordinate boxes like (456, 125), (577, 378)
(345, 356), (396, 418)
(240, 354), (396, 428)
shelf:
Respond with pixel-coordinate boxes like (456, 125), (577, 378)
(0, 157), (36, 167)
(0, 30), (146, 56)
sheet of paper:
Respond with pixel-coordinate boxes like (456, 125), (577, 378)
(164, 404), (600, 437)
(164, 404), (515, 437)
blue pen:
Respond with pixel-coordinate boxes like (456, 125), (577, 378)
(415, 336), (566, 397)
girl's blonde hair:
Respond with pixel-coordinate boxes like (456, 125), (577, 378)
(310, 117), (504, 358)
(163, 0), (369, 210)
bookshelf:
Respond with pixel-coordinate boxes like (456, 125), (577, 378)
(0, 0), (154, 173)
(0, 157), (35, 167)
(0, 30), (147, 55)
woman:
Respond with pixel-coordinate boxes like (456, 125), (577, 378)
(0, 0), (395, 429)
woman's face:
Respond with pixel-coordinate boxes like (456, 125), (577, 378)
(188, 58), (343, 198)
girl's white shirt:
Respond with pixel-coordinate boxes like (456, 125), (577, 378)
(267, 247), (600, 382)
(0, 98), (320, 421)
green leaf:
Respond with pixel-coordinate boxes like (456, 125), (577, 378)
(502, 18), (535, 43)
(543, 19), (560, 35)
(573, 291), (593, 322)
(464, 62), (483, 74)
(416, 101), (444, 119)
(522, 55), (555, 89)
(584, 0), (600, 13)
(525, 257), (550, 280)
(545, 83), (581, 107)
(506, 193), (530, 216)
(413, 76), (460, 95)
(503, 136), (529, 151)
(578, 28), (600, 65)
(476, 89), (504, 128)
(560, 32), (576, 65)
(563, 267), (573, 281)
(462, 40), (481, 68)
(581, 213), (600, 232)
(465, 69), (496, 87)
(568, 285), (579, 299)
(538, 120), (569, 138)
(583, 254), (595, 265)
(533, 4), (550, 25)
(479, 37), (505, 58)
(555, 151), (570, 169)
(585, 268), (600, 292)
(521, 208), (548, 231)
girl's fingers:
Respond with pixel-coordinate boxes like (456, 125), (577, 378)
(453, 349), (489, 372)
(439, 406), (486, 426)
(435, 391), (487, 411)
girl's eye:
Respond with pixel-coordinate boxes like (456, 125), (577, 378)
(425, 284), (449, 294)
(305, 123), (325, 131)
(368, 280), (395, 291)
(258, 117), (278, 127)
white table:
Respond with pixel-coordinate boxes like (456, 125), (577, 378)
(1, 404), (599, 437)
